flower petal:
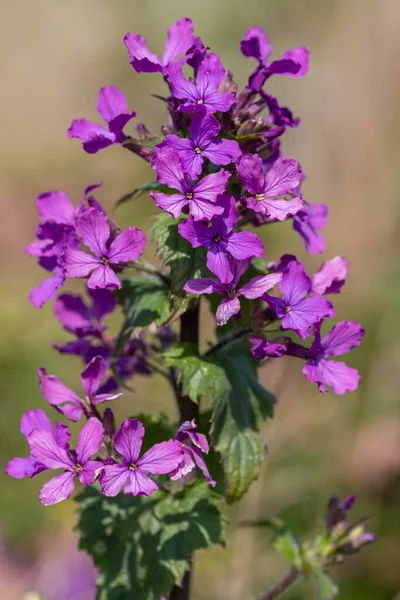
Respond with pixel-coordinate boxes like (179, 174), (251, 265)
(206, 244), (232, 284)
(226, 231), (264, 260)
(137, 440), (184, 475)
(76, 209), (110, 257)
(203, 138), (242, 167)
(240, 27), (272, 64)
(38, 368), (83, 422)
(62, 247), (100, 279)
(29, 271), (65, 309)
(183, 278), (226, 295)
(107, 227), (146, 264)
(76, 418), (104, 465)
(162, 17), (194, 65)
(38, 471), (76, 505)
(189, 197), (224, 221)
(68, 119), (115, 154)
(81, 356), (107, 400)
(151, 147), (187, 192)
(87, 265), (121, 290)
(114, 418), (144, 464)
(322, 321), (365, 357)
(237, 153), (265, 195)
(151, 192), (188, 219)
(20, 409), (52, 439)
(263, 196), (304, 221)
(36, 191), (75, 226)
(124, 470), (159, 496)
(282, 297), (334, 340)
(193, 170), (231, 202)
(6, 456), (44, 479)
(124, 33), (162, 73)
(79, 460), (104, 486)
(100, 463), (130, 497)
(29, 429), (74, 470)
(178, 218), (212, 248)
(191, 447), (216, 486)
(238, 272), (283, 299)
(216, 296), (241, 326)
(264, 157), (304, 196)
(280, 261), (310, 306)
(169, 448), (195, 481)
(54, 294), (92, 334)
(303, 358), (361, 395)
(311, 256), (348, 296)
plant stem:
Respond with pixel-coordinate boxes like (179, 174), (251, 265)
(168, 303), (200, 600)
(258, 568), (301, 600)
(204, 326), (251, 357)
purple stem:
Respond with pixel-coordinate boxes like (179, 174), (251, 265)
(258, 568), (300, 600)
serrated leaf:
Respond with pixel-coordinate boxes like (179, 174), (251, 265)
(273, 530), (302, 568)
(314, 568), (339, 600)
(114, 277), (173, 354)
(152, 213), (208, 295)
(211, 339), (276, 503)
(76, 482), (226, 600)
(116, 181), (170, 209)
(163, 343), (226, 404)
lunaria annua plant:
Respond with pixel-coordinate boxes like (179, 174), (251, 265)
(7, 18), (374, 600)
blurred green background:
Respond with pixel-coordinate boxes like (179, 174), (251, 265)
(1, 1), (400, 598)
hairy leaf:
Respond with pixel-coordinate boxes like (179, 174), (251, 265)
(152, 213), (208, 295)
(77, 482), (225, 600)
(314, 568), (339, 600)
(273, 530), (302, 569)
(211, 339), (276, 503)
(116, 181), (170, 209)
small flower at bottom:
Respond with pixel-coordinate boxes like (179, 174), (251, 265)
(99, 418), (184, 497)
(28, 418), (104, 505)
(168, 420), (216, 486)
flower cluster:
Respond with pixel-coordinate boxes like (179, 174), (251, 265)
(9, 17), (364, 506)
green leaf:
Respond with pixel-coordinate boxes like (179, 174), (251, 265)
(114, 277), (173, 354)
(273, 530), (302, 569)
(211, 339), (276, 503)
(77, 482), (226, 600)
(152, 213), (208, 295)
(116, 181), (170, 209)
(163, 342), (226, 404)
(314, 568), (339, 600)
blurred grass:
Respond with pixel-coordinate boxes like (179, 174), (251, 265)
(0, 1), (399, 598)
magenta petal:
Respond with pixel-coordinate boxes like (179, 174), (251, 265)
(114, 418), (144, 463)
(123, 470), (157, 496)
(162, 17), (194, 65)
(165, 61), (198, 101)
(264, 157), (304, 196)
(151, 192), (188, 219)
(189, 198), (224, 221)
(6, 456), (43, 479)
(216, 296), (241, 326)
(280, 261), (310, 305)
(29, 429), (73, 470)
(282, 297), (334, 340)
(277, 47), (309, 77)
(38, 471), (76, 505)
(81, 356), (107, 400)
(29, 271), (65, 309)
(152, 147), (186, 191)
(207, 245), (232, 284)
(90, 288), (117, 321)
(311, 256), (348, 296)
(237, 153), (265, 195)
(191, 447), (216, 487)
(107, 227), (146, 264)
(54, 294), (92, 334)
(76, 418), (104, 465)
(178, 218), (212, 248)
(20, 409), (52, 438)
(87, 265), (121, 290)
(240, 27), (272, 64)
(191, 112), (220, 147)
(169, 448), (195, 481)
(226, 231), (264, 260)
(124, 33), (162, 72)
(137, 440), (184, 475)
(62, 247), (101, 279)
(52, 423), (71, 450)
(38, 368), (83, 422)
(100, 463), (130, 497)
(203, 138), (242, 167)
(264, 197), (304, 221)
(36, 191), (75, 226)
(183, 278), (226, 295)
(238, 272), (282, 299)
(303, 358), (361, 395)
(76, 209), (110, 257)
(250, 338), (287, 360)
(68, 119), (115, 154)
(193, 170), (231, 202)
(79, 460), (103, 486)
(230, 257), (252, 287)
(323, 321), (365, 357)
(96, 86), (128, 124)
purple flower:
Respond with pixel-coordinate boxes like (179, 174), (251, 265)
(63, 208), (146, 289)
(311, 256), (348, 295)
(99, 418), (184, 497)
(264, 261), (334, 339)
(303, 321), (364, 394)
(178, 196), (264, 283)
(6, 410), (70, 479)
(124, 17), (194, 74)
(68, 87), (136, 154)
(38, 356), (120, 422)
(240, 27), (309, 91)
(28, 418), (104, 505)
(54, 289), (116, 338)
(160, 111), (241, 178)
(262, 92), (300, 129)
(184, 258), (282, 326)
(150, 147), (230, 220)
(293, 201), (328, 254)
(169, 420), (216, 486)
(166, 53), (235, 114)
(237, 153), (304, 220)
(250, 337), (287, 361)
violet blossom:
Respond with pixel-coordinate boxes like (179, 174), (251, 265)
(124, 17), (194, 74)
(293, 200), (328, 254)
(311, 256), (348, 295)
(184, 258), (282, 326)
(150, 147), (230, 220)
(63, 208), (146, 289)
(303, 320), (364, 394)
(264, 260), (334, 340)
(54, 289), (116, 338)
(169, 420), (216, 486)
(166, 53), (236, 114)
(237, 153), (304, 220)
(178, 196), (264, 283)
(38, 356), (120, 422)
(68, 86), (136, 154)
(6, 409), (70, 479)
(240, 26), (309, 91)
(160, 110), (241, 178)
(28, 418), (104, 505)
(99, 418), (184, 497)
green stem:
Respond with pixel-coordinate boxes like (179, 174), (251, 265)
(128, 259), (170, 284)
(258, 568), (301, 600)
